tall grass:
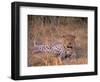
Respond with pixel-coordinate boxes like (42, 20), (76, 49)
(28, 15), (88, 66)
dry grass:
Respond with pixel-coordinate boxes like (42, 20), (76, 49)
(28, 53), (87, 66)
(28, 53), (62, 66)
(63, 57), (87, 65)
(28, 15), (88, 66)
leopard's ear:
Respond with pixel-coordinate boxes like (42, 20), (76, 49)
(70, 34), (76, 39)
(73, 35), (76, 39)
(62, 35), (64, 37)
(62, 35), (65, 38)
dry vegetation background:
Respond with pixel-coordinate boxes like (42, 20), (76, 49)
(28, 15), (88, 66)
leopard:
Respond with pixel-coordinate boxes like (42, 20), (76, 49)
(32, 34), (78, 60)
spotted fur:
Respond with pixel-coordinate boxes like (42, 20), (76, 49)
(33, 34), (77, 60)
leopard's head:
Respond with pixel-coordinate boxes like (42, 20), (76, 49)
(62, 34), (76, 49)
